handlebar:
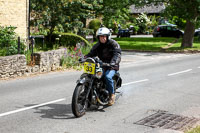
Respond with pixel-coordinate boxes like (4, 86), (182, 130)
(79, 57), (115, 67)
(78, 58), (86, 63)
(102, 63), (110, 67)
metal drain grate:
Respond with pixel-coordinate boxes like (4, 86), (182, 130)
(134, 111), (200, 131)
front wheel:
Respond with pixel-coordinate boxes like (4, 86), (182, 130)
(71, 84), (88, 117)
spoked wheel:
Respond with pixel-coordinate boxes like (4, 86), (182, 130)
(72, 84), (88, 117)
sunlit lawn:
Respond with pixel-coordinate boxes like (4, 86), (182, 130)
(169, 38), (200, 51)
(114, 37), (200, 52)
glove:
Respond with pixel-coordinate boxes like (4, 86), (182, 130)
(98, 60), (103, 66)
(110, 62), (116, 67)
(102, 62), (116, 68)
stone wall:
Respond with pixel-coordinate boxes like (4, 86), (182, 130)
(33, 48), (66, 73)
(0, 55), (26, 79)
(0, 0), (28, 39)
(0, 49), (66, 79)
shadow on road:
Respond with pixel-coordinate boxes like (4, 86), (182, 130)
(24, 103), (114, 119)
(24, 103), (76, 119)
(24, 92), (123, 119)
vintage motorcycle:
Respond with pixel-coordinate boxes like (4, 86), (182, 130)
(71, 57), (122, 117)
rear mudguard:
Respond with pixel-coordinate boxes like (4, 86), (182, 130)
(113, 72), (122, 89)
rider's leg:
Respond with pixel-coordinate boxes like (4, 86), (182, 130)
(104, 70), (116, 105)
(105, 70), (116, 94)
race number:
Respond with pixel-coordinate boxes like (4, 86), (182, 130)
(84, 62), (95, 74)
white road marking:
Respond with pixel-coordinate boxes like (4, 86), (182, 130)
(0, 79), (150, 117)
(198, 67), (200, 69)
(0, 98), (66, 117)
(122, 79), (149, 86)
(167, 69), (192, 76)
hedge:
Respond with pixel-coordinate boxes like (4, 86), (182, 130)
(54, 32), (91, 47)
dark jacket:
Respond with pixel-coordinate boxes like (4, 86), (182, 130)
(86, 39), (121, 71)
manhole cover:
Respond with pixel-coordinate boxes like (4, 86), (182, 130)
(134, 111), (200, 131)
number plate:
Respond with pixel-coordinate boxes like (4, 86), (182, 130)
(83, 62), (95, 74)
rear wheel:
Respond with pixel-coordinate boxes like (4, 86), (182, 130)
(114, 80), (117, 93)
(71, 84), (88, 117)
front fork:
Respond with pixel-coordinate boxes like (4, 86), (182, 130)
(85, 78), (94, 100)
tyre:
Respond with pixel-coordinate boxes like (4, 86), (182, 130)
(71, 84), (88, 117)
(114, 80), (117, 92)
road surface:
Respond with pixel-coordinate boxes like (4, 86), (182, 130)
(0, 51), (200, 133)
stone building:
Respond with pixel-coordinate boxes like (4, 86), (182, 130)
(130, 4), (165, 16)
(0, 0), (29, 40)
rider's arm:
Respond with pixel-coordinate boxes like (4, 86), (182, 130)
(110, 40), (121, 66)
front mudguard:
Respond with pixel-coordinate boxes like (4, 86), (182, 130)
(76, 77), (86, 84)
(76, 73), (90, 85)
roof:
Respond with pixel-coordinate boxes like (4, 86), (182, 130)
(130, 4), (165, 14)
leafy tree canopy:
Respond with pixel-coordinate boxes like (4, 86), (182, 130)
(131, 0), (200, 47)
(93, 0), (132, 33)
(31, 0), (102, 36)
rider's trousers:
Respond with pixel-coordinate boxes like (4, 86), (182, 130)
(104, 70), (116, 94)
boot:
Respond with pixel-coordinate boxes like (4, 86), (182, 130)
(108, 94), (115, 106)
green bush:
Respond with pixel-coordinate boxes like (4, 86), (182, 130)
(0, 25), (25, 56)
(61, 47), (83, 70)
(60, 41), (91, 70)
(6, 42), (26, 56)
(78, 28), (94, 36)
(89, 19), (101, 40)
(89, 19), (101, 33)
(0, 26), (16, 48)
(0, 48), (7, 56)
(126, 23), (139, 34)
(53, 32), (90, 47)
(136, 13), (151, 34)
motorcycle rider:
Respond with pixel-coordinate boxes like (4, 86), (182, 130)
(85, 26), (121, 105)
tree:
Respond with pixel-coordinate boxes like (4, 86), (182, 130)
(131, 0), (200, 48)
(89, 19), (101, 40)
(31, 0), (67, 35)
(94, 0), (131, 32)
(31, 0), (134, 37)
(30, 0), (102, 36)
(165, 0), (200, 47)
(62, 0), (102, 35)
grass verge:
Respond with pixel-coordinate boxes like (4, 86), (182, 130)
(185, 126), (200, 133)
(114, 37), (200, 52)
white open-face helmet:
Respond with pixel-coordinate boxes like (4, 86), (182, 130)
(96, 27), (111, 40)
